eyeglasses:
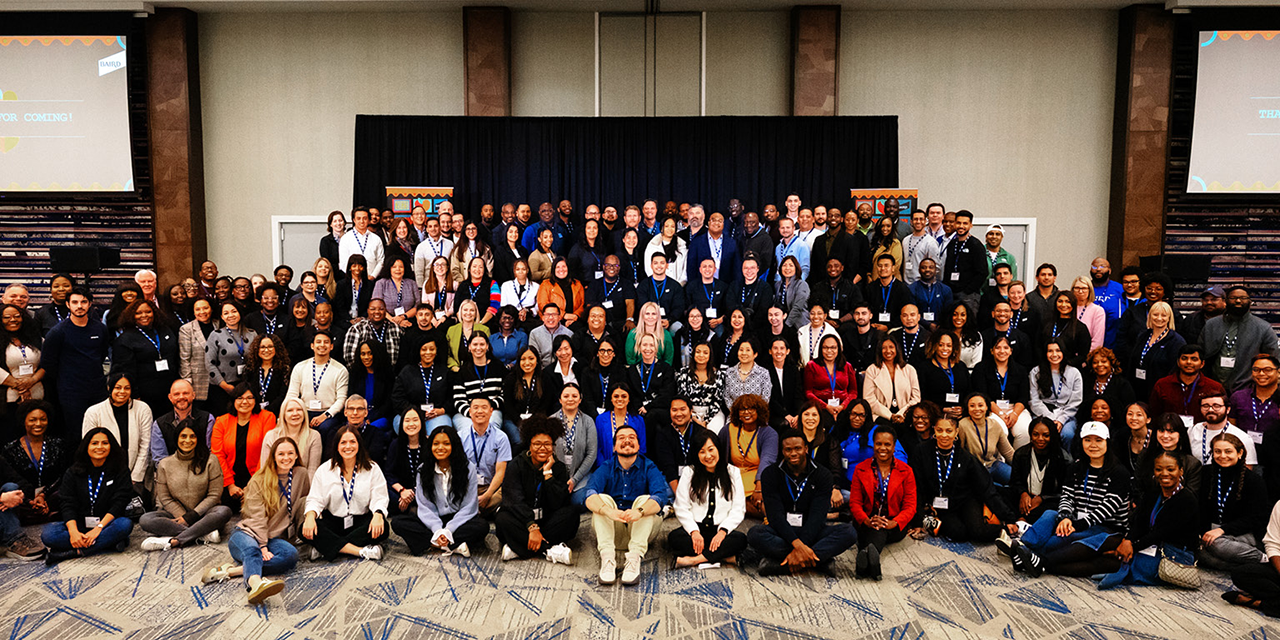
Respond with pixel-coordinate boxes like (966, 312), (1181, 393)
(529, 442), (554, 449)
(1200, 402), (1225, 409)
(598, 348), (615, 354)
(234, 284), (251, 290)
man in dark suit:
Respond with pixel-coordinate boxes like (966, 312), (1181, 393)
(686, 211), (740, 287)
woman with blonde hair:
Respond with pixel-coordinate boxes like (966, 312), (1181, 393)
(313, 257), (339, 303)
(625, 301), (674, 366)
(1069, 277), (1105, 350)
(445, 299), (491, 370)
(1124, 300), (1185, 401)
(259, 397), (322, 474)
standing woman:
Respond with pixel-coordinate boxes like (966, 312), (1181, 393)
(212, 383), (277, 512)
(595, 384), (647, 465)
(674, 308), (712, 370)
(536, 258), (585, 328)
(583, 336), (623, 415)
(372, 256), (419, 329)
(493, 223), (530, 285)
(302, 426), (389, 560)
(618, 229), (645, 291)
(1007, 417), (1068, 525)
(863, 336), (919, 425)
(1029, 339), (1084, 448)
(917, 332), (971, 423)
(849, 428), (916, 579)
(161, 283), (191, 328)
(774, 256), (810, 329)
(644, 217), (689, 284)
(246, 334), (290, 413)
(260, 397), (322, 474)
(450, 222), (495, 284)
(1069, 277), (1106, 350)
(384, 407), (427, 516)
(348, 340), (393, 426)
(712, 309), (752, 371)
(0, 304), (45, 428)
(540, 337), (581, 412)
(678, 343), (726, 432)
(35, 273), (75, 336)
(568, 219), (607, 282)
(104, 283), (143, 335)
(1042, 292), (1092, 369)
(205, 301), (258, 416)
(1124, 301), (1185, 402)
(505, 346), (549, 436)
(445, 300), (491, 370)
(139, 423), (232, 551)
(528, 227), (558, 282)
(497, 415), (579, 563)
(2, 400), (67, 524)
(626, 333), (676, 421)
(942, 301), (984, 369)
(282, 298), (314, 366)
(454, 257), (500, 326)
(958, 393), (1015, 485)
(180, 298), (219, 409)
(451, 333), (505, 433)
(320, 210), (347, 278)
(553, 383), (598, 505)
(1198, 432), (1268, 570)
(625, 302), (675, 366)
(804, 335), (858, 421)
(721, 338), (771, 410)
(421, 256), (456, 325)
(82, 373), (151, 492)
(43, 429), (135, 565)
(383, 219), (417, 279)
(870, 216), (903, 277)
(971, 336), (1032, 448)
(718, 394), (776, 518)
(332, 256), (372, 325)
(390, 424), (485, 556)
(499, 260), (540, 329)
(669, 430), (748, 568)
(111, 299), (179, 416)
(313, 257), (340, 306)
(390, 339), (454, 432)
(1078, 347), (1136, 432)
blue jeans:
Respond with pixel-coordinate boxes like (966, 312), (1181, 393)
(1059, 418), (1078, 451)
(0, 483), (22, 544)
(42, 517), (134, 555)
(228, 530), (298, 587)
(990, 461), (1012, 486)
(1020, 509), (1115, 555)
(501, 420), (523, 447)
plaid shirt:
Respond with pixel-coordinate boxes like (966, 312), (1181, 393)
(343, 319), (402, 366)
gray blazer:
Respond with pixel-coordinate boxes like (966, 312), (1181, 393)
(178, 320), (212, 400)
(204, 327), (258, 387)
(1201, 312), (1280, 390)
(553, 409), (598, 488)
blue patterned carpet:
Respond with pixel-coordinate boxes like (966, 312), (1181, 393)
(0, 516), (1276, 640)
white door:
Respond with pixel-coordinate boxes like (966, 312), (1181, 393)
(273, 216), (329, 285)
(973, 217), (1036, 282)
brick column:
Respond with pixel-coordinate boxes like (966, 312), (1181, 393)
(464, 6), (512, 116)
(790, 5), (840, 116)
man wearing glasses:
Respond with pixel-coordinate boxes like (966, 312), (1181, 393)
(1229, 355), (1280, 444)
(1202, 286), (1280, 390)
(1189, 392), (1257, 466)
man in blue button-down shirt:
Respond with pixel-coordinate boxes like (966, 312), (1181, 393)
(585, 425), (671, 586)
(459, 397), (512, 516)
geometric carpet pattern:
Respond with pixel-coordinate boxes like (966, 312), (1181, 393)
(1, 517), (1277, 640)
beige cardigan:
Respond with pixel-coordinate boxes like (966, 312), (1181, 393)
(237, 466), (312, 545)
(862, 363), (920, 422)
(959, 415), (1016, 467)
(83, 398), (153, 483)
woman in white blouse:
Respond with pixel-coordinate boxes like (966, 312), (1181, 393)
(796, 303), (840, 366)
(643, 217), (688, 286)
(82, 372), (152, 487)
(668, 431), (747, 568)
(499, 260), (540, 326)
(1070, 277), (1106, 350)
(0, 304), (45, 412)
(301, 425), (389, 561)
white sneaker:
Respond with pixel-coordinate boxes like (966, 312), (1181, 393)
(501, 544), (518, 562)
(599, 557), (617, 584)
(545, 543), (573, 566)
(621, 552), (642, 585)
(309, 546), (323, 561)
(454, 542), (471, 558)
(200, 530), (220, 545)
(141, 537), (171, 552)
(247, 578), (285, 605)
(359, 545), (383, 561)
(200, 562), (236, 584)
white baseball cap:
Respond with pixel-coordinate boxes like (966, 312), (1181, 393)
(1079, 421), (1110, 440)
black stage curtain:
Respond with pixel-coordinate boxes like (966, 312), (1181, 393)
(353, 116), (897, 216)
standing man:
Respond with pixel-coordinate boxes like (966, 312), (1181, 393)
(285, 330), (349, 441)
(1088, 258), (1125, 348)
(686, 211), (740, 286)
(924, 202), (947, 247)
(773, 217), (810, 282)
(584, 425), (671, 586)
(338, 208), (385, 277)
(903, 209), (942, 285)
(940, 210), (985, 311)
(1181, 285), (1227, 346)
(1202, 286), (1280, 390)
(522, 202), (570, 255)
(982, 225), (1017, 284)
(1148, 344), (1225, 426)
(135, 270), (159, 305)
(783, 193), (802, 223)
(864, 254), (911, 332)
(908, 258), (953, 330)
(42, 287), (108, 437)
(1026, 263), (1060, 325)
(412, 216), (455, 284)
(853, 202), (876, 237)
(739, 213), (776, 281)
(810, 213), (868, 287)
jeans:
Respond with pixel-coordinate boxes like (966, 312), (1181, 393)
(501, 420), (523, 447)
(989, 461), (1012, 486)
(1201, 532), (1265, 570)
(0, 483), (23, 544)
(139, 507), (234, 546)
(228, 529), (298, 587)
(453, 410), (504, 439)
(42, 517), (134, 555)
(747, 522), (856, 563)
(1059, 418), (1078, 451)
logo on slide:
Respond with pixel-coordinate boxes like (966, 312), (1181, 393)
(0, 90), (17, 153)
(98, 50), (126, 76)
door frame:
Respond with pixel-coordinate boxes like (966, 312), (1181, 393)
(270, 215), (329, 271)
(972, 216), (1037, 279)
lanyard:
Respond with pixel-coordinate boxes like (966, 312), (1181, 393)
(230, 330), (245, 359)
(469, 281), (484, 302)
(902, 331), (920, 363)
(599, 374), (610, 402)
(740, 281), (756, 306)
(1139, 329), (1167, 366)
(427, 236), (443, 258)
(735, 426), (760, 459)
(22, 437), (43, 486)
(394, 281), (404, 308)
(978, 419), (991, 457)
(1052, 370), (1066, 398)
(940, 363), (955, 392)
(1081, 468), (1096, 506)
(936, 449), (954, 487)
(474, 363), (489, 383)
(785, 469), (809, 509)
(515, 282), (530, 308)
(651, 278), (667, 302)
(371, 322), (387, 344)
(259, 367), (273, 396)
(1051, 321), (1064, 340)
(436, 288), (446, 309)
(340, 470), (357, 511)
(874, 463), (892, 503)
(827, 364), (839, 395)
(262, 313), (277, 335)
(604, 278), (621, 300)
(420, 365), (434, 401)
(87, 471), (105, 512)
(640, 363), (655, 395)
(1254, 394), (1274, 424)
(140, 329), (162, 354)
(1180, 375), (1201, 415)
(702, 282), (716, 307)
(354, 231), (368, 253)
(1094, 375), (1109, 397)
(282, 469), (294, 511)
(1215, 472), (1231, 522)
(1201, 427), (1221, 464)
(559, 410), (579, 449)
(995, 369), (1009, 399)
(311, 361), (329, 397)
(469, 429), (490, 468)
(677, 427), (691, 459)
(1150, 486), (1180, 527)
(809, 328), (823, 361)
(829, 284), (843, 309)
(53, 306), (65, 324)
(881, 280), (895, 313)
(1011, 309), (1022, 331)
(710, 237), (722, 265)
(723, 336), (736, 364)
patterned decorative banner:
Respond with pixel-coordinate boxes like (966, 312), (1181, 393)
(385, 186), (454, 216)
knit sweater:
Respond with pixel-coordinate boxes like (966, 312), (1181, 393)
(154, 451), (223, 520)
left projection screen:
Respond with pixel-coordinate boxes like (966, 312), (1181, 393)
(0, 36), (134, 192)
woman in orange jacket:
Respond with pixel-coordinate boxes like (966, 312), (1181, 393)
(211, 382), (277, 512)
(848, 428), (916, 580)
(535, 257), (585, 328)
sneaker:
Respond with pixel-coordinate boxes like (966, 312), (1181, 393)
(545, 543), (573, 566)
(247, 578), (285, 605)
(599, 557), (617, 585)
(501, 544), (519, 562)
(661, 505), (674, 519)
(201, 530), (221, 545)
(201, 562), (236, 584)
(44, 549), (77, 566)
(621, 552), (642, 585)
(854, 547), (869, 578)
(867, 545), (882, 580)
(309, 546), (323, 561)
(358, 545), (383, 561)
(5, 536), (45, 561)
(922, 515), (942, 537)
(1009, 541), (1026, 573)
(1016, 544), (1044, 578)
(995, 529), (1014, 558)
(454, 542), (471, 558)
(141, 537), (172, 552)
(758, 558), (788, 577)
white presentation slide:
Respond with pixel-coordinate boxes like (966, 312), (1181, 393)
(1187, 31), (1280, 193)
(0, 35), (134, 192)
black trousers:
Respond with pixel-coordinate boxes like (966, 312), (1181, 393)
(856, 523), (908, 552)
(391, 511), (488, 555)
(938, 501), (1002, 543)
(667, 523), (749, 564)
(309, 512), (389, 560)
(493, 506), (581, 559)
(1233, 562), (1280, 616)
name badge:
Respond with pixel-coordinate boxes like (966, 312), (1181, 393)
(1076, 510), (1088, 521)
(597, 406), (607, 415)
(603, 300), (614, 309)
(660, 307), (667, 316)
(394, 306), (405, 317)
(827, 398), (840, 407)
(532, 508), (544, 521)
(564, 454), (573, 469)
(84, 516), (100, 528)
(945, 393), (960, 403)
(922, 312), (935, 322)
(16, 364), (34, 376)
(436, 310), (447, 319)
(786, 512), (804, 527)
(155, 359), (170, 372)
(309, 399), (323, 411)
(236, 364), (245, 375)
(520, 412), (532, 420)
(1251, 431), (1265, 445)
(878, 313), (890, 323)
(343, 515), (354, 529)
(678, 465), (690, 477)
(988, 278), (997, 287)
(932, 497), (949, 510)
(830, 308), (840, 318)
(841, 457), (849, 469)
(1221, 356), (1236, 368)
(1134, 368), (1146, 380)
(950, 273), (960, 281)
(422, 403), (433, 413)
(1179, 414), (1194, 428)
(478, 475), (489, 486)
(594, 271), (604, 280)
(1139, 546), (1159, 557)
(996, 400), (1011, 410)
(706, 307), (717, 317)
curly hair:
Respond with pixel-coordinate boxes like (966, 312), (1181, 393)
(519, 413), (566, 445)
(1085, 346), (1121, 376)
(245, 333), (291, 373)
(729, 393), (770, 427)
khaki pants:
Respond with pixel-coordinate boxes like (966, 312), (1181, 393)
(591, 494), (660, 557)
(478, 484), (503, 516)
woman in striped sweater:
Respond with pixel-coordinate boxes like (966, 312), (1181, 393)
(452, 333), (505, 434)
(1004, 421), (1130, 577)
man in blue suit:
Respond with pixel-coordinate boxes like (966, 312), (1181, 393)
(686, 211), (740, 285)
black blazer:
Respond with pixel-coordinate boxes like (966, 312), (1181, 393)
(625, 361), (675, 417)
(649, 422), (713, 484)
(766, 363), (803, 427)
(331, 277), (374, 325)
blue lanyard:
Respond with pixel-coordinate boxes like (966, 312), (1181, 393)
(785, 469), (809, 508)
(710, 238), (722, 264)
(262, 313), (277, 335)
(604, 278), (621, 299)
(740, 282), (756, 306)
(87, 471), (105, 512)
(1052, 370), (1066, 398)
(515, 282), (530, 307)
(1215, 472), (1231, 522)
(599, 374), (610, 401)
(371, 322), (387, 344)
(340, 470), (357, 510)
(1181, 375), (1201, 415)
(53, 306), (65, 324)
(469, 281), (483, 301)
(978, 419), (991, 457)
(827, 364), (839, 395)
(559, 411), (579, 448)
(995, 369), (1009, 399)
(311, 361), (329, 396)
(1150, 486), (1179, 527)
(469, 429), (489, 468)
(734, 426), (760, 459)
(902, 331), (919, 362)
(230, 331), (245, 358)
(140, 328), (162, 354)
(258, 367), (273, 396)
(419, 365), (434, 401)
(1081, 469), (1095, 505)
(702, 282), (716, 307)
(677, 427), (691, 459)
(881, 280), (895, 312)
(354, 231), (369, 253)
(1011, 309), (1022, 331)
(281, 469), (294, 511)
(474, 363), (489, 383)
(1139, 329), (1167, 365)
(394, 281), (404, 308)
(436, 289), (447, 309)
(941, 363), (955, 392)
(936, 449), (954, 487)
(1253, 395), (1273, 424)
(874, 463), (891, 503)
(724, 337), (735, 364)
(651, 278), (667, 301)
(640, 363), (655, 395)
(22, 437), (43, 486)
(1051, 321), (1064, 340)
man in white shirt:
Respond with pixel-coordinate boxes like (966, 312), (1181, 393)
(903, 209), (942, 285)
(338, 208), (385, 277)
(412, 216), (455, 283)
(285, 330), (349, 439)
(795, 209), (820, 251)
(924, 202), (947, 247)
(459, 397), (512, 515)
(783, 193), (801, 223)
(1190, 392), (1257, 465)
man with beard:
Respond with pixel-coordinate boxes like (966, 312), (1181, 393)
(1202, 286), (1280, 390)
(809, 211), (870, 287)
(523, 202), (570, 255)
(761, 203), (783, 244)
(1180, 285), (1226, 346)
(739, 212), (775, 281)
(679, 204), (705, 244)
(903, 209), (941, 285)
(725, 198), (746, 241)
(1115, 271), (1181, 361)
(1087, 258), (1124, 348)
(812, 205), (829, 234)
(601, 205), (620, 237)
(854, 202), (876, 237)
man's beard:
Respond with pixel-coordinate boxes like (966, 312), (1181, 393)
(1091, 274), (1110, 286)
(1226, 303), (1250, 318)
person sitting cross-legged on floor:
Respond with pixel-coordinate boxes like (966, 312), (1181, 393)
(300, 426), (389, 562)
(42, 428), (135, 565)
(390, 424), (489, 557)
(584, 424), (671, 586)
(139, 422), (233, 551)
(495, 415), (578, 564)
(668, 430), (749, 570)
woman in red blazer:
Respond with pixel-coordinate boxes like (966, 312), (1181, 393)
(848, 428), (916, 580)
(211, 382), (277, 513)
(804, 334), (859, 420)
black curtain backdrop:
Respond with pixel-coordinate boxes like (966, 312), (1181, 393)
(353, 116), (897, 217)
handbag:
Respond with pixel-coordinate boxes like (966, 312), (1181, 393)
(1157, 545), (1201, 589)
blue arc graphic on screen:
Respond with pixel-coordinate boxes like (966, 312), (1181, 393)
(1200, 31), (1218, 47)
(1191, 176), (1207, 191)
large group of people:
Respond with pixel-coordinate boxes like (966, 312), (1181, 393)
(2, 196), (1279, 614)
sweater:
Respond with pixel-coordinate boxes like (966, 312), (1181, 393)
(41, 318), (109, 396)
(154, 452), (223, 521)
(83, 399), (153, 483)
(1057, 460), (1130, 532)
(501, 452), (572, 527)
(553, 410), (598, 489)
(258, 426), (324, 475)
(1199, 464), (1269, 540)
(285, 357), (350, 418)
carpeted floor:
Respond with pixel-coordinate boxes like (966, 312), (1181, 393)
(1, 515), (1276, 640)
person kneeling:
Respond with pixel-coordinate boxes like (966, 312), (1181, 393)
(748, 430), (856, 577)
(42, 428), (135, 565)
(201, 437), (311, 604)
(584, 425), (671, 586)
(669, 431), (748, 569)
(496, 415), (578, 564)
(301, 426), (389, 561)
(141, 424), (233, 551)
(391, 425), (488, 557)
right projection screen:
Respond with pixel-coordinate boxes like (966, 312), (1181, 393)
(1186, 30), (1280, 193)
